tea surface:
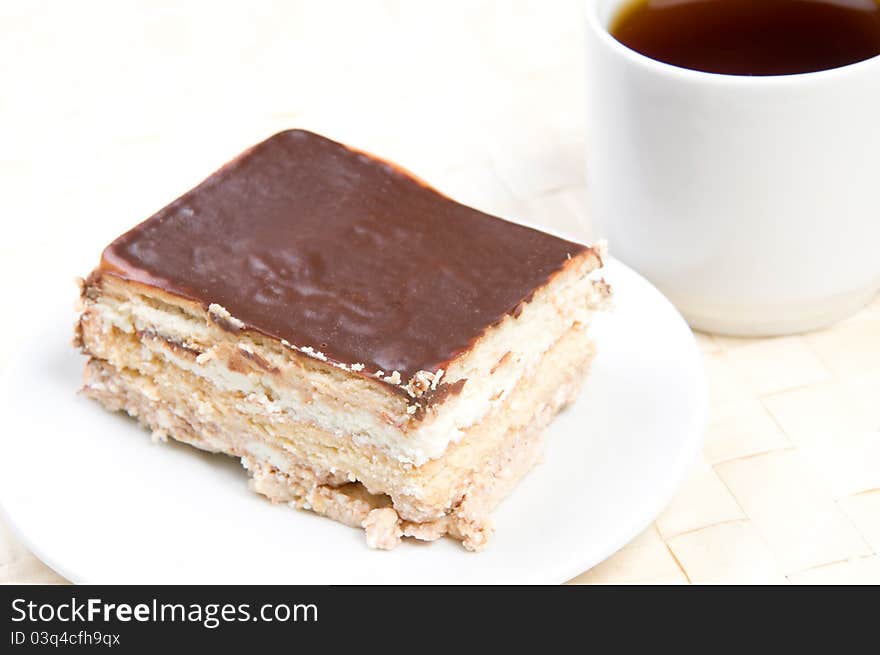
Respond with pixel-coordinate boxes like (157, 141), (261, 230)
(610, 0), (880, 75)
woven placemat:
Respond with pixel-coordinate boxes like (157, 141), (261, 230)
(1, 1), (878, 585)
(571, 297), (880, 584)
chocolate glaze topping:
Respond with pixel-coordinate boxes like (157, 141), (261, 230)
(99, 130), (589, 389)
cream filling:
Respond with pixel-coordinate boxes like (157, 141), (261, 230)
(420, 265), (605, 458)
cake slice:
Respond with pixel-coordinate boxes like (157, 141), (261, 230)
(75, 129), (610, 550)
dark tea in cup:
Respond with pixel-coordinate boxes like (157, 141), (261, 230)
(610, 0), (880, 75)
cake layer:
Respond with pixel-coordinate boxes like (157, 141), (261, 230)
(96, 129), (599, 386)
(80, 310), (595, 520)
(81, 325), (595, 549)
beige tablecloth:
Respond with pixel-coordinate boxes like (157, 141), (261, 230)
(2, 1), (878, 584)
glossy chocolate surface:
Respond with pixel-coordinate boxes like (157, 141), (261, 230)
(99, 130), (588, 383)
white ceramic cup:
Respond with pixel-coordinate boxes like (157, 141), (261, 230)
(584, 0), (880, 336)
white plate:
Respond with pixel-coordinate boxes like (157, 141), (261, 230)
(0, 259), (706, 584)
